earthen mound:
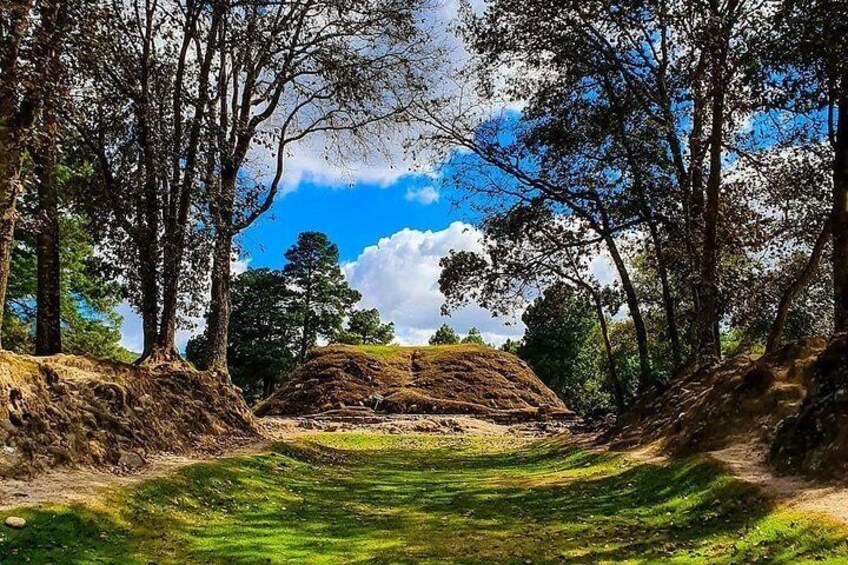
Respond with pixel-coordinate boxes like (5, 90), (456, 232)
(770, 336), (848, 479)
(254, 345), (574, 422)
(609, 337), (827, 457)
(0, 352), (259, 478)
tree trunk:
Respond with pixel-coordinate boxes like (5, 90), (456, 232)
(833, 77), (848, 333)
(0, 0), (36, 349)
(206, 228), (232, 373)
(645, 215), (682, 368)
(697, 3), (730, 361)
(138, 242), (160, 360)
(601, 229), (654, 389)
(591, 291), (625, 413)
(767, 216), (832, 353)
(34, 108), (62, 356)
(158, 7), (221, 355)
(262, 376), (275, 399)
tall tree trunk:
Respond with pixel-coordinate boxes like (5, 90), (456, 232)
(34, 108), (62, 355)
(697, 2), (730, 361)
(601, 228), (654, 389)
(138, 242), (159, 359)
(590, 291), (625, 413)
(206, 228), (232, 373)
(0, 0), (36, 349)
(767, 216), (832, 353)
(158, 6), (221, 355)
(833, 77), (848, 333)
(135, 0), (161, 361)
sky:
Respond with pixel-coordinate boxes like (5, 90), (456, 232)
(117, 166), (528, 352)
(116, 0), (532, 352)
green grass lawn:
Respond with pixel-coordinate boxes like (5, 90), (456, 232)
(2, 434), (847, 564)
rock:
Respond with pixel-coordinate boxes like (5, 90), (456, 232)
(4, 516), (26, 529)
(118, 450), (145, 469)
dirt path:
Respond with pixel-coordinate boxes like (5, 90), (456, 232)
(2, 417), (846, 527)
(0, 443), (271, 512)
(625, 440), (848, 524)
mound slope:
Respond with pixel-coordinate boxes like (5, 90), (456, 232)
(609, 336), (848, 479)
(610, 338), (826, 456)
(0, 353), (258, 478)
(254, 345), (574, 421)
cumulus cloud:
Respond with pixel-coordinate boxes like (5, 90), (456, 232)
(343, 222), (524, 346)
(404, 185), (440, 205)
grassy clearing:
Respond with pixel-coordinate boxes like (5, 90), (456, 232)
(1, 434), (847, 564)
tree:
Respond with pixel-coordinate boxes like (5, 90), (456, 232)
(500, 338), (521, 355)
(429, 324), (460, 345)
(519, 284), (615, 416)
(3, 214), (132, 362)
(282, 233), (361, 362)
(72, 0), (220, 362)
(337, 309), (394, 346)
(188, 268), (298, 400)
(767, 0), (848, 333)
(461, 327), (487, 346)
(0, 0), (72, 350)
(203, 0), (439, 372)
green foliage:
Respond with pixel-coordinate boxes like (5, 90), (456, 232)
(429, 323), (461, 345)
(2, 215), (133, 362)
(3, 434), (848, 564)
(189, 233), (376, 399)
(335, 308), (394, 345)
(283, 232), (361, 360)
(500, 338), (521, 355)
(519, 284), (614, 416)
(194, 268), (299, 401)
(460, 326), (487, 346)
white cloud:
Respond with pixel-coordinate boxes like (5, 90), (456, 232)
(404, 185), (440, 205)
(343, 222), (524, 346)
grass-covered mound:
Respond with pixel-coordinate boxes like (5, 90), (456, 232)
(2, 434), (848, 564)
(254, 344), (573, 421)
(0, 352), (259, 478)
(610, 337), (827, 457)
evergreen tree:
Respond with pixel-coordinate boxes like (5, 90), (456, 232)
(429, 324), (460, 345)
(461, 327), (487, 346)
(519, 284), (612, 416)
(337, 309), (394, 346)
(283, 233), (361, 362)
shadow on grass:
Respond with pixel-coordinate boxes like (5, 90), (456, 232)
(2, 434), (847, 564)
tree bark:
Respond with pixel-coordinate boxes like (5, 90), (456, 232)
(601, 227), (654, 389)
(135, 0), (161, 361)
(0, 0), (36, 349)
(590, 291), (625, 413)
(767, 216), (832, 353)
(34, 108), (62, 356)
(697, 0), (732, 361)
(205, 228), (232, 373)
(158, 5), (221, 355)
(833, 75), (848, 333)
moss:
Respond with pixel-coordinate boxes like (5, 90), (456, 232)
(2, 434), (848, 564)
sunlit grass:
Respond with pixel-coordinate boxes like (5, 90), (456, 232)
(2, 433), (847, 564)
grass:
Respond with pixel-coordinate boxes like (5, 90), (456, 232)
(2, 434), (848, 564)
(342, 343), (488, 358)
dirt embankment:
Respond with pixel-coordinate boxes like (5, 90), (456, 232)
(255, 345), (575, 422)
(0, 353), (259, 478)
(609, 336), (848, 480)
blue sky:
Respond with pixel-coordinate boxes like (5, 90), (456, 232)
(117, 0), (527, 352)
(118, 166), (528, 352)
(241, 175), (467, 266)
